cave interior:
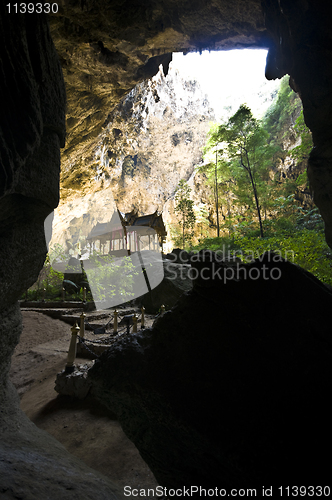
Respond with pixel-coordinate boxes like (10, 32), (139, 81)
(1, 0), (332, 496)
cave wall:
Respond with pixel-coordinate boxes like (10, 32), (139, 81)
(0, 8), (120, 499)
(263, 0), (332, 245)
(0, 8), (66, 393)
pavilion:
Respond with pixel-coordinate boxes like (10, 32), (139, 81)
(86, 209), (167, 255)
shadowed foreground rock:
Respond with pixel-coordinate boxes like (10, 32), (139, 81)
(140, 260), (193, 313)
(0, 9), (122, 498)
(89, 253), (332, 488)
(0, 382), (122, 499)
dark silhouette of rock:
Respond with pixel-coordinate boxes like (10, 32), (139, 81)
(89, 253), (332, 488)
(139, 260), (193, 312)
(0, 8), (121, 498)
(165, 248), (194, 264)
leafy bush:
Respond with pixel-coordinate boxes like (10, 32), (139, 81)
(193, 228), (332, 285)
(86, 253), (138, 308)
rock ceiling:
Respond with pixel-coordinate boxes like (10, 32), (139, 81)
(49, 0), (268, 191)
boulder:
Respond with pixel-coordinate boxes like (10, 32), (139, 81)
(165, 248), (194, 264)
(139, 260), (193, 312)
(89, 253), (332, 488)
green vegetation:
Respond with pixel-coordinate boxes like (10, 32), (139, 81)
(192, 224), (332, 285)
(22, 253), (65, 301)
(201, 104), (279, 237)
(22, 244), (92, 302)
(86, 252), (138, 307)
(22, 245), (139, 305)
(173, 179), (196, 249)
(193, 77), (332, 284)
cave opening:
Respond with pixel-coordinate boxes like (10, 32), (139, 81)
(52, 48), (283, 256)
(171, 48), (279, 120)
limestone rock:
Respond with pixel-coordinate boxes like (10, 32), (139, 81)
(51, 66), (215, 250)
(0, 381), (122, 499)
(55, 365), (92, 399)
(89, 253), (332, 487)
(0, 10), (121, 498)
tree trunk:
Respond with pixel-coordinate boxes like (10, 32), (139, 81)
(248, 169), (264, 238)
(215, 150), (220, 237)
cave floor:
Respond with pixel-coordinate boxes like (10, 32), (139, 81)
(9, 310), (159, 493)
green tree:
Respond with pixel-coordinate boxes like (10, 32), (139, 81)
(199, 125), (235, 237)
(194, 202), (210, 239)
(205, 105), (277, 238)
(174, 179), (196, 249)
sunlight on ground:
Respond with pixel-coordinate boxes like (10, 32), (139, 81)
(171, 49), (280, 120)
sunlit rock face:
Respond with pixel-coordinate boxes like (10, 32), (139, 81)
(93, 67), (214, 211)
(51, 67), (215, 250)
(50, 0), (267, 196)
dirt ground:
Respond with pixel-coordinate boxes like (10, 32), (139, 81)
(9, 309), (159, 494)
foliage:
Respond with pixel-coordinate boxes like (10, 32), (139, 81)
(168, 223), (184, 249)
(202, 105), (279, 238)
(197, 76), (316, 246)
(49, 243), (68, 264)
(192, 224), (332, 285)
(25, 253), (65, 300)
(194, 203), (210, 239)
(290, 110), (313, 164)
(174, 179), (196, 249)
(263, 75), (301, 144)
(23, 244), (89, 302)
(86, 252), (138, 307)
(22, 242), (141, 305)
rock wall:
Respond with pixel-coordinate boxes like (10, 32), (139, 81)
(263, 0), (332, 244)
(0, 9), (121, 499)
(51, 66), (215, 251)
(0, 9), (65, 391)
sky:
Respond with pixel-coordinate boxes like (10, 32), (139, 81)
(171, 49), (281, 120)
